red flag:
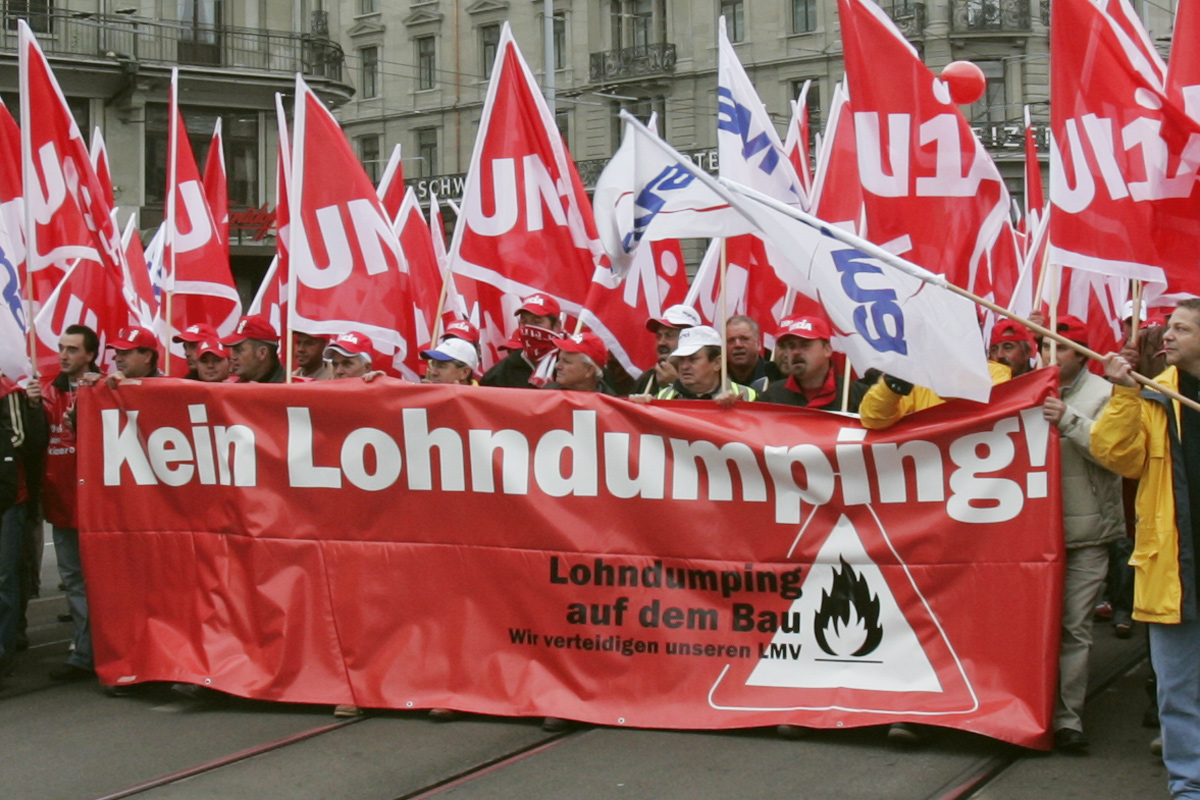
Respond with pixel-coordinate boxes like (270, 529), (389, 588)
(448, 23), (602, 366)
(165, 68), (240, 375)
(1023, 106), (1045, 237)
(1050, 0), (1200, 296)
(783, 81), (814, 203)
(810, 82), (865, 234)
(289, 75), (417, 378)
(836, 0), (1022, 308)
(377, 144), (406, 223)
(1168, 0), (1200, 118)
(394, 187), (451, 352)
(203, 117), (231, 270)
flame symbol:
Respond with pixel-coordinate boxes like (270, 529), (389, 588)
(814, 558), (883, 658)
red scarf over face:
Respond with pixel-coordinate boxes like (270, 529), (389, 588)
(785, 367), (836, 408)
(519, 325), (561, 362)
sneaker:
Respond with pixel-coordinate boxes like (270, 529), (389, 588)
(48, 663), (94, 682)
(887, 722), (930, 746)
(1151, 735), (1163, 756)
(1054, 728), (1090, 755)
(776, 724), (811, 739)
(333, 704), (362, 718)
(542, 717), (571, 732)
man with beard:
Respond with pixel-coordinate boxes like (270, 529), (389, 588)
(628, 304), (701, 396)
(481, 293), (562, 388)
(758, 316), (864, 412)
(989, 319), (1036, 377)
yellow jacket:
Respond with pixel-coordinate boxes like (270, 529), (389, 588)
(1090, 367), (1191, 624)
(859, 361), (1012, 430)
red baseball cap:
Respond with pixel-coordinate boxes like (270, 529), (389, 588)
(220, 315), (279, 346)
(775, 315), (832, 342)
(555, 332), (608, 367)
(324, 331), (374, 363)
(196, 339), (229, 360)
(293, 330), (331, 343)
(442, 319), (480, 344)
(107, 326), (158, 351)
(1056, 315), (1089, 346)
(172, 322), (217, 344)
(516, 293), (561, 319)
(990, 319), (1035, 347)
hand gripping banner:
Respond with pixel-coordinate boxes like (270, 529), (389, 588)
(77, 371), (1061, 747)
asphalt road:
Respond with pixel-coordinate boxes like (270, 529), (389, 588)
(0, 536), (1170, 800)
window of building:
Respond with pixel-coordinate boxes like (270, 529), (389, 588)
(361, 46), (379, 99)
(555, 107), (570, 147)
(721, 0), (744, 42)
(611, 0), (665, 49)
(145, 106), (259, 207)
(480, 23), (501, 79)
(416, 36), (436, 90)
(359, 135), (381, 183)
(416, 128), (438, 178)
(359, 0), (378, 14)
(553, 13), (567, 70)
(179, 0), (221, 43)
(969, 61), (1007, 124)
(6, 0), (53, 33)
(792, 0), (817, 33)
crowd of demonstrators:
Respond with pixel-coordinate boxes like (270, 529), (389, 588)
(7, 286), (1185, 773)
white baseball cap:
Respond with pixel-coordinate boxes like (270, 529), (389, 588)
(670, 325), (723, 357)
(647, 304), (703, 332)
(421, 337), (479, 371)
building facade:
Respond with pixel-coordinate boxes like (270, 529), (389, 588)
(334, 0), (1178, 213)
(0, 0), (354, 294)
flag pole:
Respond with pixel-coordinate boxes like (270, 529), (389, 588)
(722, 179), (1200, 414)
(18, 24), (37, 376)
(719, 238), (729, 394)
(430, 264), (453, 344)
(1130, 279), (1144, 348)
(839, 356), (852, 413)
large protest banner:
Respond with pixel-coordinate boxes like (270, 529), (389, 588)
(77, 371), (1060, 747)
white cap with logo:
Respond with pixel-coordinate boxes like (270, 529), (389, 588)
(670, 325), (723, 357)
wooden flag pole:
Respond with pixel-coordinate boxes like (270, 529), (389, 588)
(839, 355), (852, 413)
(430, 264), (453, 344)
(1048, 262), (1058, 367)
(1130, 280), (1144, 349)
(719, 238), (730, 394)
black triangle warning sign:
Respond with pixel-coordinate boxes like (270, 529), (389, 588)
(708, 503), (978, 716)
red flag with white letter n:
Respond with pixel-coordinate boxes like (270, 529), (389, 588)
(289, 75), (417, 378)
(448, 23), (602, 363)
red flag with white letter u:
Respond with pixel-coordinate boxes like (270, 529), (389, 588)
(448, 23), (602, 368)
(289, 75), (417, 378)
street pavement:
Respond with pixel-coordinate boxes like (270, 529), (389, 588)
(0, 535), (1171, 800)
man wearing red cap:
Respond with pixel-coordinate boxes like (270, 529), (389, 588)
(108, 326), (163, 379)
(293, 332), (333, 381)
(758, 316), (864, 412)
(325, 332), (375, 380)
(989, 319), (1036, 377)
(548, 333), (613, 393)
(1040, 316), (1125, 754)
(481, 293), (563, 389)
(172, 323), (217, 379)
(195, 340), (232, 383)
(629, 304), (701, 396)
(222, 315), (286, 384)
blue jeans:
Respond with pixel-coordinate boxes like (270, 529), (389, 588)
(1151, 620), (1200, 798)
(52, 525), (92, 670)
(0, 504), (26, 660)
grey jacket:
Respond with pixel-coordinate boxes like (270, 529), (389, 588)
(1058, 368), (1125, 548)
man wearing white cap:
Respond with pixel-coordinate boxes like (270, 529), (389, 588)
(421, 338), (478, 386)
(629, 304), (701, 396)
(651, 325), (757, 401)
(325, 332), (376, 380)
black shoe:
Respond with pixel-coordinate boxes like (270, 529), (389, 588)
(57, 613), (73, 623)
(103, 684), (134, 697)
(542, 717), (572, 732)
(1143, 701), (1160, 728)
(1054, 728), (1090, 754)
(49, 663), (94, 682)
(0, 652), (16, 677)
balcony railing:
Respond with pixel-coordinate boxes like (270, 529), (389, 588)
(881, 2), (926, 40)
(950, 0), (1031, 32)
(0, 8), (345, 81)
(589, 43), (677, 82)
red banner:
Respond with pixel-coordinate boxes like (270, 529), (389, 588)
(77, 372), (1061, 748)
